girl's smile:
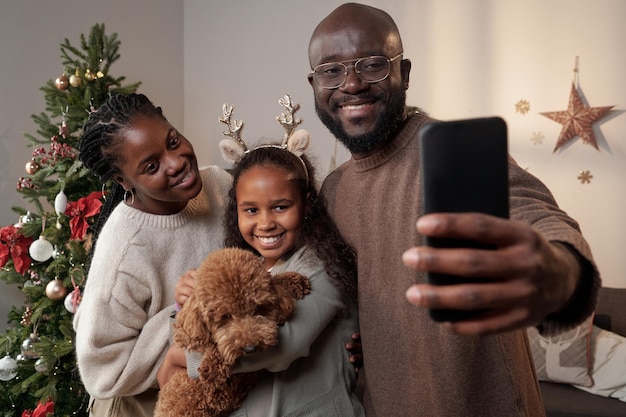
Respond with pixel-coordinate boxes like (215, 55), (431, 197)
(236, 165), (305, 270)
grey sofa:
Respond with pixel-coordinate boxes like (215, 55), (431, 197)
(540, 287), (626, 417)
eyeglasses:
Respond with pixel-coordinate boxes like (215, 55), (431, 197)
(310, 52), (403, 89)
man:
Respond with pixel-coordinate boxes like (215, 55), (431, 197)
(308, 3), (600, 416)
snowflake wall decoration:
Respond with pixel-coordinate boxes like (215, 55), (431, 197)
(577, 170), (593, 184)
(530, 132), (544, 145)
(515, 100), (531, 115)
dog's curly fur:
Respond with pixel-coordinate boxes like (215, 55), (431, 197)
(154, 247), (310, 417)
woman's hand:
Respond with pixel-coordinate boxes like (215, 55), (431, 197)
(175, 269), (197, 307)
(157, 344), (187, 388)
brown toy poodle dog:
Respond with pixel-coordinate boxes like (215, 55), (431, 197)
(154, 247), (310, 417)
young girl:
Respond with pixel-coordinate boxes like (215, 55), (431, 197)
(73, 93), (232, 417)
(178, 143), (365, 416)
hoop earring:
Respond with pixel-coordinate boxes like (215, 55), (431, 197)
(124, 189), (135, 206)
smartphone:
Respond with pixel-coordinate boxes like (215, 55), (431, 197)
(418, 116), (509, 322)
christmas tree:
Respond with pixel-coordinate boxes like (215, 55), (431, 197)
(0, 23), (140, 416)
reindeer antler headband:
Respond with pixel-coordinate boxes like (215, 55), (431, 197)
(218, 94), (310, 183)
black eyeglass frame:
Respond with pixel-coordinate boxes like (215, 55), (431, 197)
(310, 52), (404, 89)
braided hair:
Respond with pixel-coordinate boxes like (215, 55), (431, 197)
(78, 93), (165, 242)
(224, 147), (358, 310)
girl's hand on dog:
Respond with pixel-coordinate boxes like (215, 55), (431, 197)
(175, 269), (197, 307)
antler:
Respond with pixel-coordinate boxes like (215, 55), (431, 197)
(276, 95), (303, 146)
(219, 103), (247, 152)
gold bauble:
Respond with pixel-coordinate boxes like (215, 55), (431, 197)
(45, 279), (67, 301)
(69, 73), (82, 87)
(25, 159), (39, 174)
(84, 69), (96, 81)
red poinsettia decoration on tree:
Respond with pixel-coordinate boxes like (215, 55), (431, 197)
(0, 225), (34, 275)
(21, 399), (55, 417)
(64, 191), (104, 241)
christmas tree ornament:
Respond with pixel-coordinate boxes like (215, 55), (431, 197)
(25, 159), (39, 175)
(84, 68), (95, 81)
(64, 290), (81, 313)
(45, 278), (67, 301)
(540, 57), (615, 152)
(20, 211), (34, 225)
(52, 245), (61, 259)
(54, 189), (67, 215)
(96, 70), (105, 78)
(54, 73), (69, 90)
(34, 358), (48, 373)
(29, 236), (54, 262)
(54, 189), (67, 230)
(69, 69), (82, 87)
(0, 355), (18, 381)
(20, 333), (40, 360)
(20, 305), (33, 326)
(58, 120), (70, 138)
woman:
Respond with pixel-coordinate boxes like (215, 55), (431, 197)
(73, 93), (232, 416)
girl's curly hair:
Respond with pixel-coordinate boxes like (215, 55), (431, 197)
(224, 146), (357, 310)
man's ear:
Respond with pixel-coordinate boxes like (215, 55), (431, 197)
(401, 59), (411, 90)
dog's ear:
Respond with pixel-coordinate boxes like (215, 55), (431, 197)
(268, 272), (308, 324)
(174, 295), (212, 351)
(278, 272), (311, 300)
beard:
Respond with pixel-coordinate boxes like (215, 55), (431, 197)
(315, 87), (407, 155)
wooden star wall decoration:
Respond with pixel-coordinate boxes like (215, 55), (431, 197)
(540, 82), (614, 152)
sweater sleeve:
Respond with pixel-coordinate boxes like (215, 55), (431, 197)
(507, 159), (601, 334)
(73, 237), (171, 399)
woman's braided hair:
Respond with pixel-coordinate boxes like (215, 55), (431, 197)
(78, 93), (165, 242)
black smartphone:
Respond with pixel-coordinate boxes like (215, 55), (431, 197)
(418, 116), (509, 322)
